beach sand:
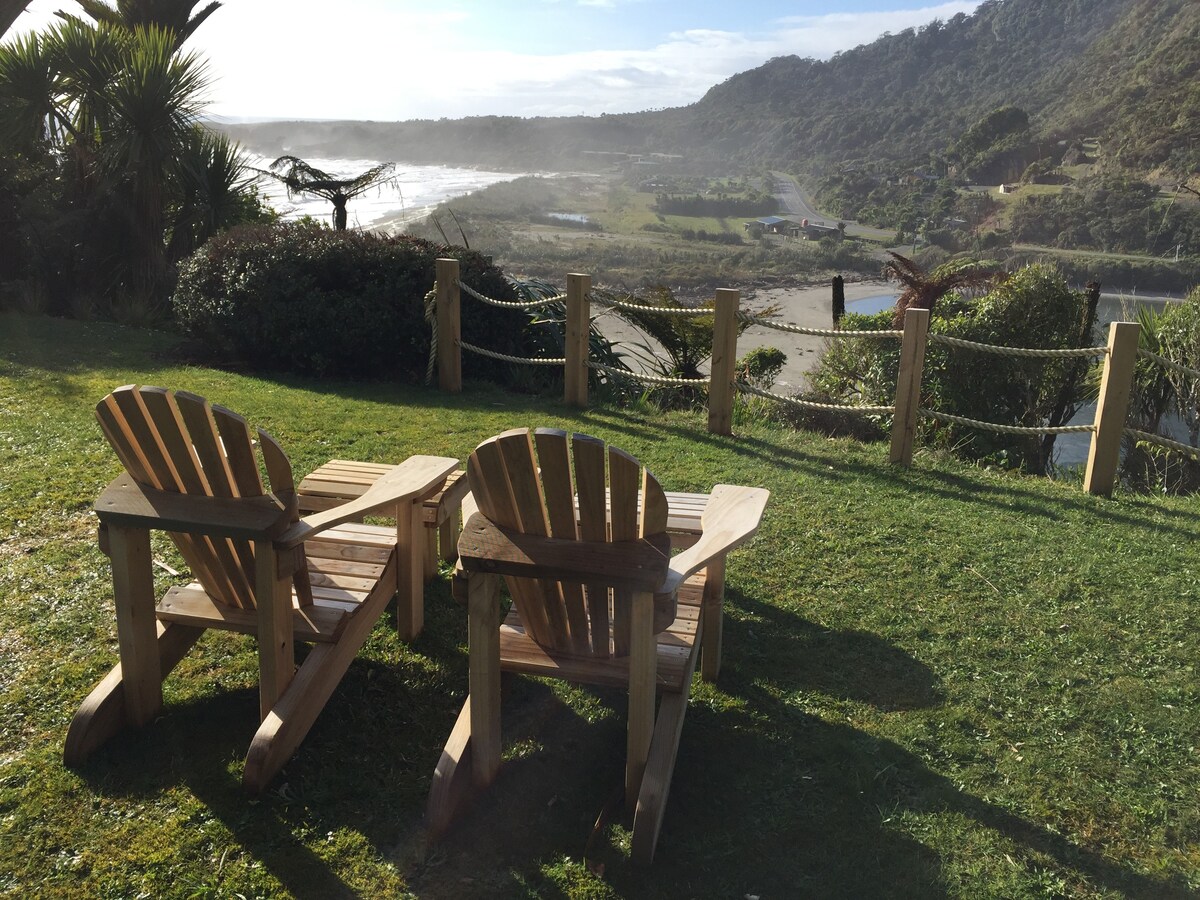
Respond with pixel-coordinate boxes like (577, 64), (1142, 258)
(593, 279), (894, 392)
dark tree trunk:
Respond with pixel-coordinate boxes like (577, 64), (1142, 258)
(832, 275), (845, 327)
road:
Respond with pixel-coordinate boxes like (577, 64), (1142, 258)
(770, 172), (895, 242)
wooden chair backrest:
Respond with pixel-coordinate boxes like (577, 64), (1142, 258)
(95, 385), (296, 609)
(467, 428), (668, 658)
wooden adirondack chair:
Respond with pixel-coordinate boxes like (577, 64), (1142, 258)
(64, 386), (459, 792)
(426, 428), (768, 863)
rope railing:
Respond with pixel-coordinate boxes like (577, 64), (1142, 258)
(1137, 348), (1200, 381)
(588, 360), (710, 388)
(920, 408), (1095, 436)
(589, 292), (716, 317)
(459, 340), (565, 366)
(928, 333), (1107, 359)
(459, 279), (565, 309)
(1124, 428), (1200, 461)
(737, 311), (903, 339)
(736, 381), (894, 415)
(430, 259), (1154, 497)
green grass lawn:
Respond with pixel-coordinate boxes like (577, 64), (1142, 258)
(2, 312), (1199, 898)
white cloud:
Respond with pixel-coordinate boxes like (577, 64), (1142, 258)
(8, 0), (982, 120)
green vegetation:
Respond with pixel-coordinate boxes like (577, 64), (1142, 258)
(405, 174), (877, 291)
(4, 312), (1200, 897)
(172, 223), (522, 381)
(807, 265), (1099, 474)
(0, 11), (268, 319)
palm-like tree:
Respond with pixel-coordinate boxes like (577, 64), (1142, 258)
(60, 0), (220, 47)
(262, 156), (398, 230)
(883, 251), (1005, 326)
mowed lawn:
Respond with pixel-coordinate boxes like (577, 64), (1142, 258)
(1, 312), (1198, 898)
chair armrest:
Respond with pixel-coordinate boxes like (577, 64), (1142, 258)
(277, 456), (460, 549)
(95, 475), (294, 539)
(457, 512), (671, 591)
(655, 485), (768, 598)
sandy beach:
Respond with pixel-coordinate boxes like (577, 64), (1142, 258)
(594, 279), (895, 391)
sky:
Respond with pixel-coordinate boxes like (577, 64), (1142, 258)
(10, 0), (982, 121)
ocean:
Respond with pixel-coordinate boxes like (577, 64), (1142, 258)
(246, 155), (524, 231)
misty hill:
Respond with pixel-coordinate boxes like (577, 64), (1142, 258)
(219, 0), (1199, 178)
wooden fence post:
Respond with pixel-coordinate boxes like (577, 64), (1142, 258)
(435, 258), (461, 393)
(1083, 321), (1140, 497)
(565, 273), (591, 407)
(889, 307), (930, 466)
(708, 288), (740, 435)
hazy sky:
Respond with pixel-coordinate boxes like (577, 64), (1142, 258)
(11, 1), (981, 121)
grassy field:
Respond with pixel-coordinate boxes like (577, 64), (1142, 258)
(2, 313), (1200, 898)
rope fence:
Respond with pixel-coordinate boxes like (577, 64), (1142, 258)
(460, 340), (565, 366)
(1124, 428), (1200, 461)
(432, 259), (1199, 497)
(737, 311), (902, 339)
(928, 333), (1107, 359)
(736, 381), (894, 415)
(588, 361), (710, 388)
(920, 409), (1095, 436)
(1138, 348), (1200, 381)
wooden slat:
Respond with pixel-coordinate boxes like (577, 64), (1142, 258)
(498, 431), (566, 647)
(573, 434), (610, 656)
(158, 585), (347, 642)
(534, 429), (590, 653)
(608, 447), (640, 656)
(212, 404), (264, 498)
(470, 433), (551, 647)
(258, 429), (294, 497)
(174, 390), (259, 607)
(140, 388), (248, 608)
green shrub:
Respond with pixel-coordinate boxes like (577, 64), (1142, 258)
(804, 265), (1094, 471)
(172, 222), (525, 381)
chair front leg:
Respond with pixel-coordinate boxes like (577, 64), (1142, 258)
(255, 541), (294, 720)
(396, 499), (426, 641)
(700, 556), (726, 682)
(626, 589), (657, 812)
(468, 572), (502, 788)
(108, 524), (163, 726)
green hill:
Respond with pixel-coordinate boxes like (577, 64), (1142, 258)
(222, 0), (1200, 179)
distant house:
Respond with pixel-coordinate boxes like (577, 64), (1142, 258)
(999, 183), (1020, 194)
(744, 216), (793, 235)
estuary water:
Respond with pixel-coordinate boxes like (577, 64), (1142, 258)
(247, 155), (524, 231)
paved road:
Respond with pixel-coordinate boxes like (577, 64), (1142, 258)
(770, 172), (895, 242)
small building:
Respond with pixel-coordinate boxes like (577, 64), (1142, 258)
(744, 216), (793, 235)
(999, 183), (1020, 194)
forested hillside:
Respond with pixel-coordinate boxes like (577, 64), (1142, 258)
(221, 0), (1198, 179)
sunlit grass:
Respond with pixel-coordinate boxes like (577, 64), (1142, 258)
(2, 312), (1199, 898)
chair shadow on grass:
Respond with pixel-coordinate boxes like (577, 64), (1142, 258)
(694, 587), (1195, 899)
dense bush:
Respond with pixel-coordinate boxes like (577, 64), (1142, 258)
(1122, 285), (1200, 492)
(805, 265), (1095, 472)
(173, 222), (525, 381)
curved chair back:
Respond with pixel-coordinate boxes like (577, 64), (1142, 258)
(466, 428), (669, 658)
(95, 385), (297, 609)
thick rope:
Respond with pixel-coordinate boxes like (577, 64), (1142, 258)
(460, 340), (565, 365)
(920, 408), (1095, 435)
(588, 361), (710, 388)
(1124, 428), (1200, 461)
(1138, 349), (1200, 381)
(737, 311), (903, 339)
(928, 333), (1107, 359)
(736, 381), (894, 414)
(459, 279), (564, 309)
(589, 293), (715, 317)
(424, 285), (437, 385)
